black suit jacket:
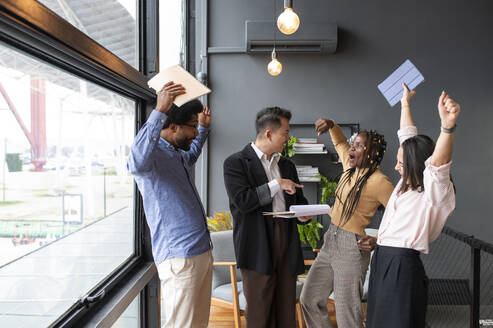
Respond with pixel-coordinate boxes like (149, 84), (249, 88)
(223, 144), (308, 276)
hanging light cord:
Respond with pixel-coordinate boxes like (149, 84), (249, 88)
(273, 0), (277, 52)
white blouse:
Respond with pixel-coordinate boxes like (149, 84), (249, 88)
(377, 126), (456, 254)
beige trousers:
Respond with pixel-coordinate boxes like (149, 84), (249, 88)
(300, 224), (370, 328)
(157, 250), (213, 328)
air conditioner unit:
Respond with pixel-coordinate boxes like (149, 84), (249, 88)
(245, 21), (337, 54)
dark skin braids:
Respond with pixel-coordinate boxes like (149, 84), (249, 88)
(334, 130), (387, 228)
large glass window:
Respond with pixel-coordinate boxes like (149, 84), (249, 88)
(37, 0), (138, 69)
(111, 295), (140, 328)
(0, 41), (135, 326)
(159, 0), (186, 70)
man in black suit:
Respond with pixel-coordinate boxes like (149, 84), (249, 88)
(223, 107), (310, 328)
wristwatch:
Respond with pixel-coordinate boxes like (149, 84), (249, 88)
(441, 124), (457, 133)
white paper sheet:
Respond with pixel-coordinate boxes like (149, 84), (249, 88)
(147, 65), (212, 107)
(263, 204), (330, 218)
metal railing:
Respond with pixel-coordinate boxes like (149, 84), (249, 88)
(421, 226), (493, 328)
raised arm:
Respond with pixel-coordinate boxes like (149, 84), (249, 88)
(127, 111), (165, 174)
(431, 91), (460, 166)
(183, 106), (211, 166)
(400, 83), (416, 129)
(315, 119), (350, 170)
(398, 83), (418, 145)
(127, 81), (185, 174)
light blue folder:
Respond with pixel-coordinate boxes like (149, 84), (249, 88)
(378, 59), (424, 107)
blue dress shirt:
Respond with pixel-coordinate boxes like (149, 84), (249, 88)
(128, 110), (210, 264)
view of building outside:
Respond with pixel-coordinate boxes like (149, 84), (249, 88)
(0, 40), (135, 326)
(112, 295), (139, 328)
(0, 0), (185, 325)
(38, 0), (139, 69)
(160, 0), (187, 70)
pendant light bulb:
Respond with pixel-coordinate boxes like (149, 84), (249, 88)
(277, 0), (300, 35)
(268, 49), (282, 76)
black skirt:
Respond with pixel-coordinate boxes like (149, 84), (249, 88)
(366, 245), (428, 328)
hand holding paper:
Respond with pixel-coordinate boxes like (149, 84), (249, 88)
(399, 83), (416, 128)
(155, 81), (186, 114)
(148, 65), (211, 107)
(378, 59), (424, 107)
(401, 83), (416, 105)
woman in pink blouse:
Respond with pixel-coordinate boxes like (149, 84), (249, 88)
(366, 84), (460, 328)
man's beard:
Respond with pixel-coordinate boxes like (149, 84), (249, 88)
(176, 137), (194, 151)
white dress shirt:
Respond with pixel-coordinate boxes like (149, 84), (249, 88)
(377, 126), (456, 254)
(251, 143), (286, 213)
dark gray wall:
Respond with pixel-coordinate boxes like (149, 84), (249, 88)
(203, 0), (493, 243)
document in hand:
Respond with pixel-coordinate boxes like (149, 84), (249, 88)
(378, 59), (425, 107)
(147, 65), (212, 107)
(263, 204), (330, 218)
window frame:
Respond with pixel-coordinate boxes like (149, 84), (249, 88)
(190, 0), (210, 211)
(0, 0), (160, 326)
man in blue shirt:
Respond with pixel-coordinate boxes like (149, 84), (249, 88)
(128, 81), (212, 327)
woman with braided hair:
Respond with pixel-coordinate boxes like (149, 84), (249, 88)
(366, 85), (459, 328)
(300, 120), (394, 328)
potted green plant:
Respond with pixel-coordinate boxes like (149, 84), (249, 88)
(316, 173), (338, 206)
(298, 219), (323, 250)
(280, 136), (297, 157)
(278, 138), (337, 249)
(297, 173), (337, 250)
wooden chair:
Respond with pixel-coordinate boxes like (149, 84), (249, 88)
(211, 230), (305, 328)
(211, 260), (243, 328)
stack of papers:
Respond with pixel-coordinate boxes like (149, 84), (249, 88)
(297, 138), (318, 143)
(263, 204), (330, 218)
(296, 165), (320, 182)
(147, 65), (212, 107)
(294, 139), (326, 153)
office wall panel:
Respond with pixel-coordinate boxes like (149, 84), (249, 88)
(204, 0), (493, 243)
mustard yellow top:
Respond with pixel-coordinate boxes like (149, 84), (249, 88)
(328, 124), (394, 236)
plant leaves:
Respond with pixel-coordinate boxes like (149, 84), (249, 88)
(281, 136), (298, 157)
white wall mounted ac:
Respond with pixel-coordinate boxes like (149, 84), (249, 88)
(245, 21), (337, 54)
